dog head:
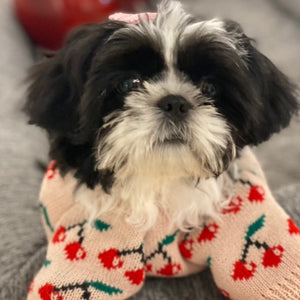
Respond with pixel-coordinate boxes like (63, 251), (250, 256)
(25, 1), (298, 210)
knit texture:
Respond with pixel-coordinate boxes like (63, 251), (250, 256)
(26, 148), (300, 300)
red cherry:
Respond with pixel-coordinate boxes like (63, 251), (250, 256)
(38, 283), (63, 300)
(124, 269), (145, 285)
(262, 245), (284, 268)
(64, 242), (86, 261)
(157, 263), (181, 276)
(232, 261), (256, 281)
(197, 223), (219, 243)
(248, 185), (265, 203)
(288, 218), (300, 235)
(218, 288), (230, 299)
(28, 280), (34, 293)
(52, 226), (66, 243)
(222, 196), (242, 214)
(46, 160), (58, 180)
(145, 264), (152, 272)
(179, 238), (194, 259)
(98, 248), (124, 270)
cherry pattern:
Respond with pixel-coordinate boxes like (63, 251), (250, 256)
(179, 238), (194, 259)
(178, 222), (219, 261)
(218, 288), (230, 299)
(98, 248), (124, 270)
(262, 245), (284, 268)
(248, 185), (265, 203)
(288, 218), (300, 235)
(39, 283), (64, 300)
(50, 220), (87, 261)
(197, 223), (219, 243)
(52, 226), (66, 243)
(36, 173), (292, 299)
(157, 263), (181, 276)
(222, 196), (243, 214)
(232, 261), (257, 281)
(65, 242), (87, 261)
(124, 268), (145, 285)
(46, 160), (58, 180)
(232, 215), (284, 281)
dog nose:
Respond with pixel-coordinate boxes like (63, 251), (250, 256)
(157, 95), (191, 121)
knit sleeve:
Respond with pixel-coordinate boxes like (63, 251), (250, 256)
(39, 161), (78, 241)
(29, 164), (147, 300)
(179, 148), (300, 299)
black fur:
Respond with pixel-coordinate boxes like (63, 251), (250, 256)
(224, 20), (299, 146)
(25, 21), (165, 189)
(178, 20), (298, 149)
(25, 18), (298, 191)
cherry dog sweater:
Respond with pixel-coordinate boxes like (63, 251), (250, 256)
(27, 147), (300, 300)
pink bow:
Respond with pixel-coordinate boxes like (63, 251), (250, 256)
(109, 12), (157, 24)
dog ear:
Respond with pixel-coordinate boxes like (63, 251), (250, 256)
(24, 21), (125, 137)
(225, 21), (299, 146)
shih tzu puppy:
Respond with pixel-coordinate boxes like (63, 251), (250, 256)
(25, 1), (300, 299)
(25, 0), (298, 231)
(25, 1), (298, 230)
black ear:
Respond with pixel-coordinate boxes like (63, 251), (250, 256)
(245, 43), (299, 143)
(24, 21), (125, 137)
(225, 21), (299, 146)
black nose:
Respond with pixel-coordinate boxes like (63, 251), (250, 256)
(157, 95), (191, 121)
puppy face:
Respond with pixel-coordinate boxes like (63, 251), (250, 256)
(25, 1), (298, 201)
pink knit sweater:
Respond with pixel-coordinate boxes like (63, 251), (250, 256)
(27, 148), (300, 300)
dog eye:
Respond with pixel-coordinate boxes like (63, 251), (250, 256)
(200, 79), (217, 98)
(118, 78), (142, 93)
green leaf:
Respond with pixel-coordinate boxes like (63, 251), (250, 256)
(93, 219), (111, 232)
(246, 215), (265, 239)
(44, 260), (51, 267)
(87, 281), (122, 295)
(206, 256), (212, 267)
(40, 204), (54, 232)
(161, 230), (179, 246)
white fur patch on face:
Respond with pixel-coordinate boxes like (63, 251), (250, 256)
(155, 0), (191, 67)
(96, 71), (234, 175)
(93, 69), (235, 229)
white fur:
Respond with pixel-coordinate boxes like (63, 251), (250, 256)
(92, 69), (235, 230)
